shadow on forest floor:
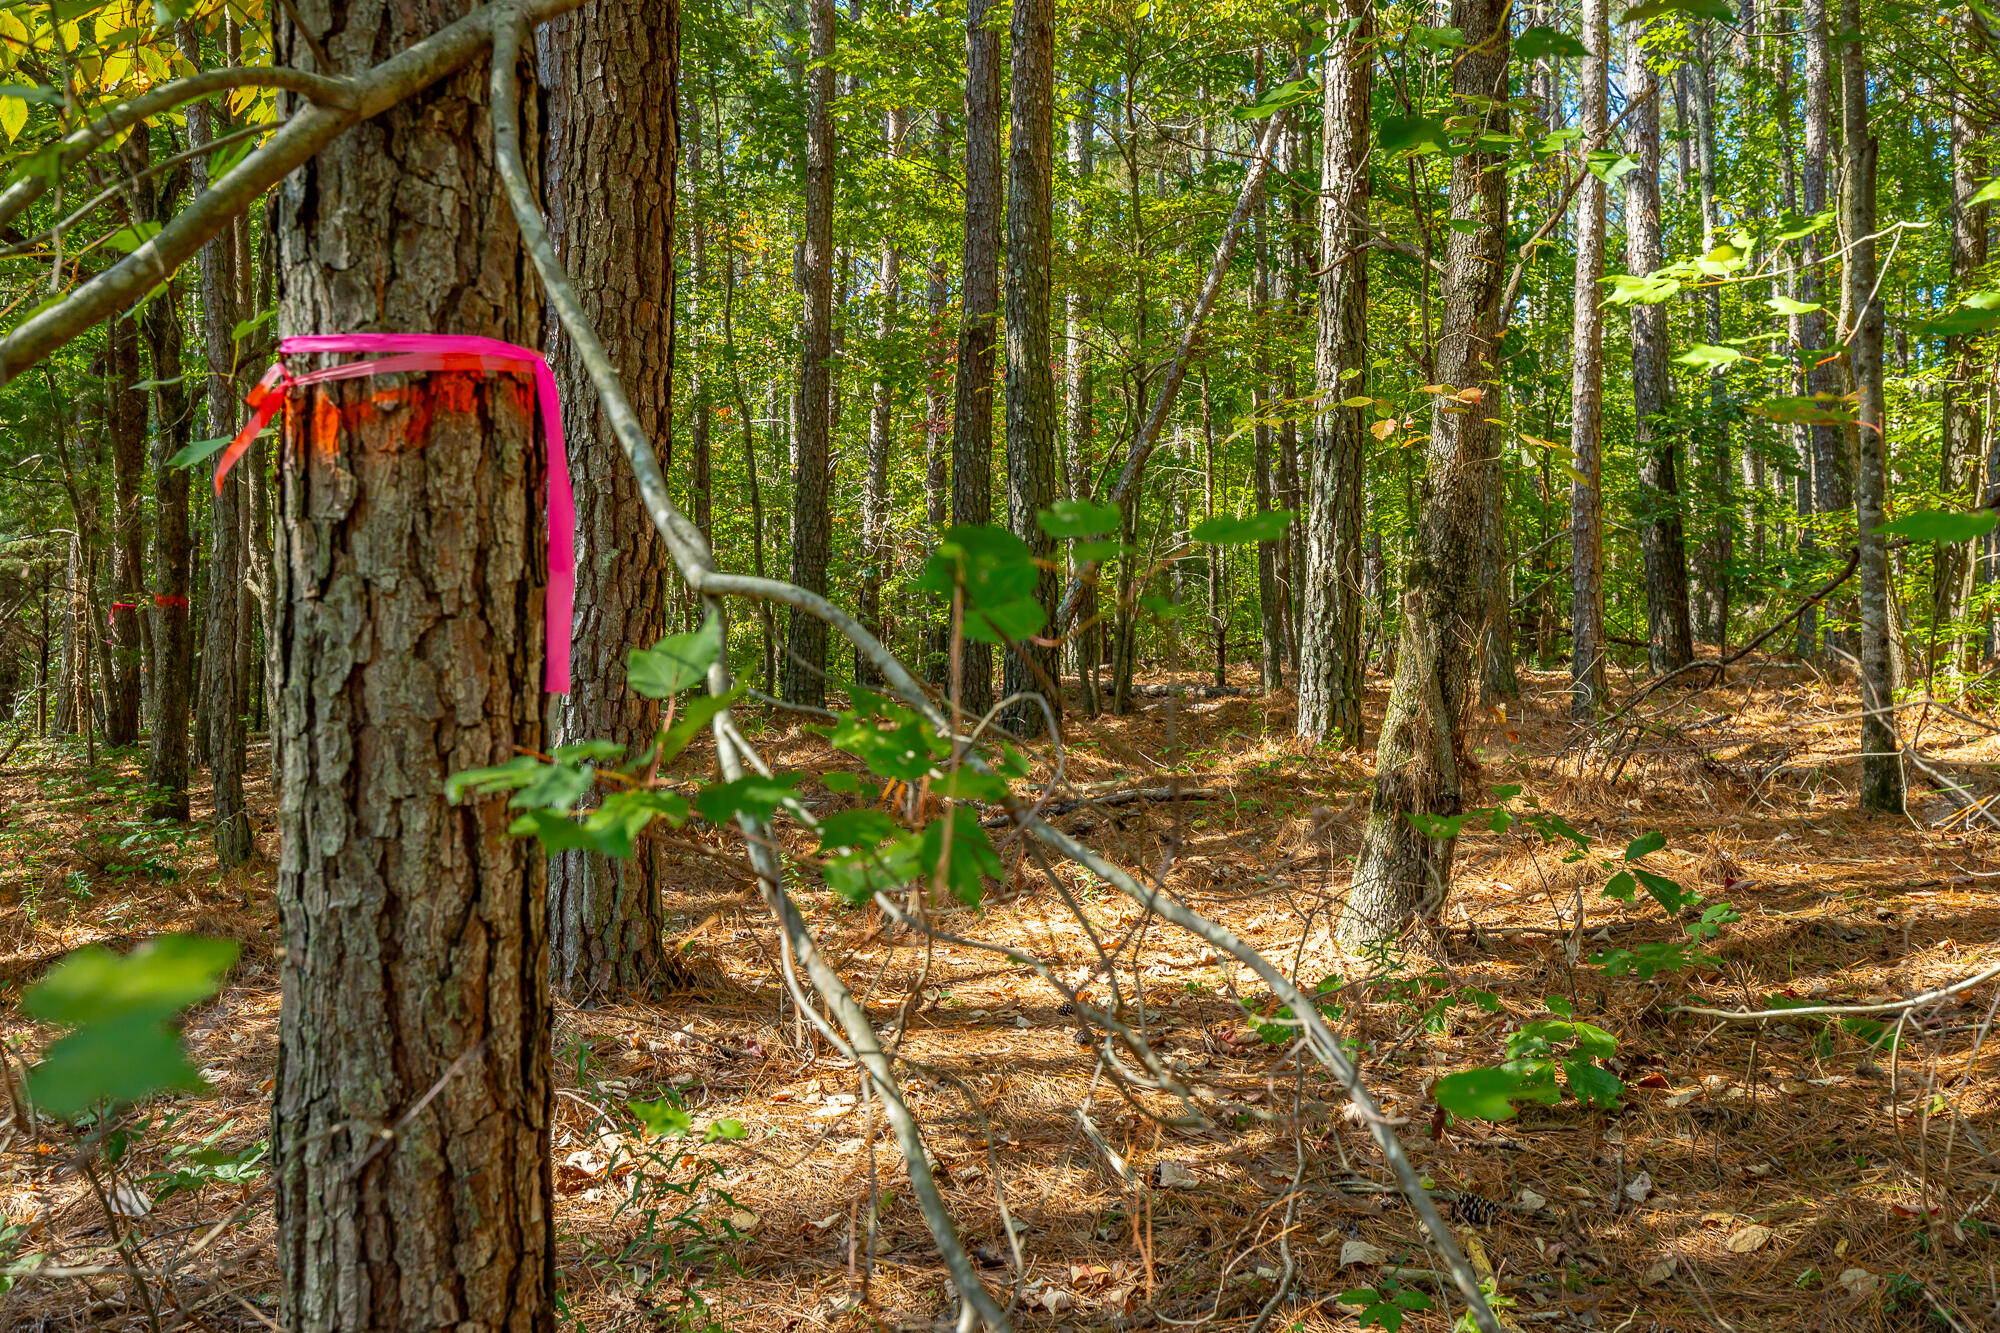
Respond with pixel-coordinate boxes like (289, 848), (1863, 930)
(2, 655), (1998, 1332)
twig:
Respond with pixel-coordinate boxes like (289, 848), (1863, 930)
(1671, 958), (2000, 1021)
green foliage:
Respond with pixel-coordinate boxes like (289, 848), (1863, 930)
(1873, 509), (2000, 544)
(24, 935), (239, 1118)
(1339, 1281), (1431, 1331)
(917, 524), (1046, 643)
(1435, 1016), (1626, 1121)
(628, 615), (724, 698)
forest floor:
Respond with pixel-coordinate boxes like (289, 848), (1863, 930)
(2, 655), (1998, 1332)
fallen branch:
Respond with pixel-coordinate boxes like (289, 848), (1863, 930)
(1670, 957), (2000, 1022)
(978, 785), (1219, 827)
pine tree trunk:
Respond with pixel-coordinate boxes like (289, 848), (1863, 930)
(1063, 88), (1098, 714)
(953, 0), (1002, 715)
(1342, 0), (1507, 950)
(784, 0), (836, 706)
(923, 231), (952, 685)
(1480, 468), (1519, 702)
(188, 74), (254, 864)
(1938, 55), (1987, 669)
(1002, 0), (1059, 733)
(1253, 197), (1285, 693)
(270, 8), (553, 1326)
(1800, 0), (1851, 658)
(1840, 0), (1902, 812)
(1691, 25), (1731, 648)
(141, 269), (194, 820)
(104, 312), (145, 748)
(859, 104), (905, 687)
(1296, 0), (1369, 747)
(685, 81), (713, 553)
(1568, 0), (1610, 718)
(541, 0), (679, 998)
(1626, 21), (1694, 675)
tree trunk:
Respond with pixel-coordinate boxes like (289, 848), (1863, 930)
(923, 232), (952, 686)
(953, 0), (1003, 715)
(785, 0), (836, 706)
(1568, 0), (1610, 718)
(1063, 88), (1098, 714)
(104, 312), (145, 748)
(1480, 464), (1519, 702)
(1253, 191), (1284, 693)
(540, 0), (679, 998)
(270, 7), (553, 1327)
(1691, 24), (1731, 648)
(859, 103), (906, 687)
(1342, 0), (1507, 950)
(1938, 48), (1988, 669)
(1840, 0), (1902, 813)
(1296, 0), (1369, 747)
(685, 78), (713, 553)
(1002, 0), (1059, 732)
(188, 71), (254, 865)
(1800, 0), (1851, 658)
(141, 271), (195, 821)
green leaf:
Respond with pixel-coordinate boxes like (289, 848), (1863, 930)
(103, 221), (162, 254)
(817, 808), (899, 853)
(703, 1117), (746, 1142)
(445, 754), (547, 803)
(230, 306), (276, 344)
(629, 1097), (693, 1138)
(1766, 294), (1822, 316)
(918, 525), (1047, 643)
(931, 766), (1012, 802)
(1038, 498), (1121, 538)
(694, 773), (805, 825)
(1377, 114), (1448, 155)
(1585, 149), (1639, 185)
(1632, 866), (1694, 914)
(1545, 994), (1574, 1018)
(1515, 24), (1591, 59)
(1074, 538), (1129, 562)
(1913, 305), (2000, 338)
(26, 935), (239, 1028)
(1686, 901), (1741, 941)
(1433, 1066), (1535, 1122)
(1622, 831), (1666, 861)
(1600, 272), (1680, 306)
(1409, 23), (1466, 47)
(512, 761), (593, 813)
(919, 815), (1003, 906)
(1874, 509), (2000, 544)
(822, 831), (923, 904)
(1749, 394), (1858, 427)
(1192, 509), (1295, 545)
(1562, 1056), (1625, 1109)
(29, 1015), (207, 1118)
(657, 683), (746, 765)
(167, 433), (248, 471)
(552, 740), (626, 765)
(1620, 0), (1732, 21)
(829, 709), (946, 781)
(1233, 76), (1318, 120)
(1970, 178), (2000, 206)
(1674, 343), (1744, 369)
(627, 615), (723, 698)
(1392, 1289), (1433, 1311)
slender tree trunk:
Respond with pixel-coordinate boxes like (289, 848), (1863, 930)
(1626, 21), (1694, 676)
(1003, 0), (1059, 732)
(1063, 88), (1099, 714)
(923, 232), (952, 685)
(141, 275), (195, 820)
(859, 104), (906, 687)
(785, 0), (837, 706)
(541, 0), (679, 998)
(1801, 0), (1851, 658)
(1480, 459), (1520, 702)
(1297, 0), (1369, 747)
(1691, 24), (1731, 648)
(188, 72), (253, 865)
(1201, 364), (1224, 687)
(1939, 53), (1988, 669)
(1840, 0), (1902, 812)
(953, 0), (1003, 714)
(1253, 185), (1284, 693)
(270, 7), (553, 1327)
(1273, 116), (1304, 672)
(1568, 0), (1610, 718)
(685, 78), (713, 554)
(104, 312), (145, 747)
(1342, 0), (1508, 949)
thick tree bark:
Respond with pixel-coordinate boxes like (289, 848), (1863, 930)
(1342, 0), (1508, 950)
(785, 0), (836, 706)
(1938, 51), (1988, 668)
(1626, 21), (1694, 676)
(952, 0), (1003, 715)
(1568, 0), (1610, 718)
(269, 6), (553, 1328)
(104, 312), (145, 748)
(1840, 0), (1902, 812)
(540, 0), (678, 998)
(1297, 0), (1369, 747)
(1003, 0), (1059, 732)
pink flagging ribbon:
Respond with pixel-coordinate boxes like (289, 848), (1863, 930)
(214, 334), (574, 694)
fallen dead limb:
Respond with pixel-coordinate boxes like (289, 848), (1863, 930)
(1669, 957), (2000, 1022)
(978, 786), (1220, 827)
